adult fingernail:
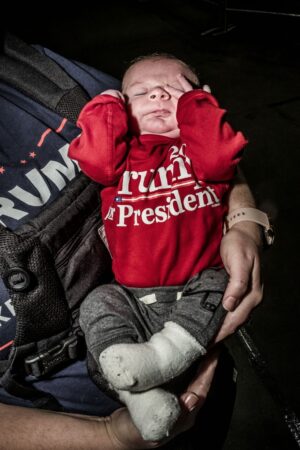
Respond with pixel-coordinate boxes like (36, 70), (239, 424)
(223, 296), (238, 312)
(183, 393), (198, 412)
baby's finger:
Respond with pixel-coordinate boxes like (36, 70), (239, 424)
(165, 84), (185, 99)
(176, 74), (194, 92)
(202, 84), (211, 93)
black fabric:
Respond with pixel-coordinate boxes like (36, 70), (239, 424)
(0, 229), (70, 346)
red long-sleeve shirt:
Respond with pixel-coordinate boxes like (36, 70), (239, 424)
(69, 90), (247, 287)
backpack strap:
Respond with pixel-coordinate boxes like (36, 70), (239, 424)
(0, 33), (90, 123)
(1, 341), (68, 411)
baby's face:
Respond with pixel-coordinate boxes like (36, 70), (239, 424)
(123, 58), (195, 138)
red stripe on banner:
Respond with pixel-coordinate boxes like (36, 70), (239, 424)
(0, 340), (14, 352)
(56, 118), (67, 133)
(37, 128), (51, 147)
(36, 118), (67, 148)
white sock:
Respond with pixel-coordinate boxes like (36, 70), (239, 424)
(118, 387), (181, 441)
(99, 321), (205, 391)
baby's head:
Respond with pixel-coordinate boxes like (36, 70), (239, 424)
(122, 53), (200, 138)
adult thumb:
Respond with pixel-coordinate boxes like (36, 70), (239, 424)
(222, 275), (249, 312)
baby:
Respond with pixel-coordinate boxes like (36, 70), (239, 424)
(68, 53), (247, 440)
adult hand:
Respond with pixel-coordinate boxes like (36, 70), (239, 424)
(178, 347), (220, 429)
(107, 408), (161, 449)
(215, 223), (263, 342)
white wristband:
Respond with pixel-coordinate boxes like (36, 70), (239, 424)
(224, 207), (274, 247)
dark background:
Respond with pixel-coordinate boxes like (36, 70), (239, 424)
(2, 1), (300, 448)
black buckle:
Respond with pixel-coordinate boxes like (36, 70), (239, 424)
(25, 335), (79, 377)
(3, 267), (33, 292)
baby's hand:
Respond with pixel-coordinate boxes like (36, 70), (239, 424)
(165, 74), (194, 100)
(101, 89), (125, 101)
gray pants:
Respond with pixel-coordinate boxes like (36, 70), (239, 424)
(80, 268), (228, 362)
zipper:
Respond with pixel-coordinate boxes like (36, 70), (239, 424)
(55, 208), (102, 270)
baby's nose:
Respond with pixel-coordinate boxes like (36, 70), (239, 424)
(149, 87), (170, 100)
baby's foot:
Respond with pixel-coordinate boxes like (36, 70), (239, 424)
(118, 387), (181, 441)
(99, 321), (205, 391)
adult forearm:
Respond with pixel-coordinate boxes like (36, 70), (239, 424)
(227, 168), (262, 246)
(227, 167), (256, 209)
(218, 166), (264, 319)
(0, 403), (164, 450)
(0, 403), (117, 450)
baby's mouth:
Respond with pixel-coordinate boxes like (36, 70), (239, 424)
(147, 109), (171, 117)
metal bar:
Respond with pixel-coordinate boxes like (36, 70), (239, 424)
(226, 8), (300, 18)
(237, 326), (300, 448)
